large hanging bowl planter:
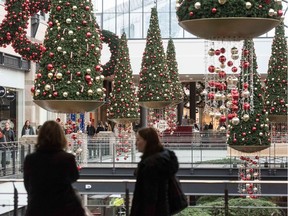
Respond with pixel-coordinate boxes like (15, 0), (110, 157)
(229, 145), (270, 153)
(34, 100), (105, 113)
(179, 18), (280, 41)
(138, 101), (173, 109)
(268, 115), (287, 123)
(109, 118), (140, 124)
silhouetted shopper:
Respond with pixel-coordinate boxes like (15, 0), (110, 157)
(21, 120), (35, 136)
(24, 120), (86, 216)
(130, 127), (179, 216)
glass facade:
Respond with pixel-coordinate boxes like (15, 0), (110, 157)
(93, 0), (288, 39)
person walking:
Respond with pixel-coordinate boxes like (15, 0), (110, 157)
(130, 127), (179, 216)
(23, 120), (86, 216)
(86, 121), (96, 159)
(21, 120), (35, 136)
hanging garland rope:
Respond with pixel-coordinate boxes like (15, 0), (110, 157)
(0, 0), (119, 76)
(101, 29), (119, 77)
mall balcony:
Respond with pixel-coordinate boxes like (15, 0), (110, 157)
(0, 130), (286, 215)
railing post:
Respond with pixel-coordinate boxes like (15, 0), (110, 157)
(224, 187), (228, 216)
(13, 182), (18, 216)
(125, 183), (129, 215)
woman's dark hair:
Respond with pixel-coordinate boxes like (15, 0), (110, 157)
(36, 120), (67, 151)
(137, 127), (163, 158)
(24, 120), (30, 128)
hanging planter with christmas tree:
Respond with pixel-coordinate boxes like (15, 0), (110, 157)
(31, 0), (105, 113)
(138, 7), (173, 109)
(227, 40), (271, 153)
(176, 0), (283, 40)
(108, 33), (140, 124)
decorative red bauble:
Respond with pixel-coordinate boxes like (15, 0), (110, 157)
(30, 86), (35, 93)
(218, 71), (226, 78)
(76, 71), (81, 76)
(207, 92), (215, 100)
(95, 65), (101, 71)
(85, 75), (91, 82)
(231, 66), (238, 73)
(243, 83), (249, 89)
(82, 20), (87, 25)
(211, 8), (217, 13)
(242, 132), (246, 136)
(48, 21), (53, 27)
(243, 103), (250, 110)
(49, 52), (54, 58)
(219, 55), (226, 63)
(53, 91), (58, 97)
(227, 113), (236, 120)
(243, 61), (250, 68)
(91, 44), (95, 48)
(56, 6), (61, 11)
(62, 64), (67, 69)
(227, 60), (233, 67)
(220, 116), (226, 122)
(85, 6), (90, 11)
(243, 49), (249, 56)
(252, 127), (257, 131)
(220, 47), (225, 53)
(189, 11), (194, 16)
(215, 49), (221, 55)
(47, 64), (53, 71)
(208, 65), (215, 73)
(86, 32), (92, 38)
(233, 138), (237, 143)
(37, 73), (42, 78)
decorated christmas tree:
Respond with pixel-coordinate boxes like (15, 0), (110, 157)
(166, 38), (184, 104)
(227, 39), (270, 152)
(138, 7), (172, 109)
(108, 33), (140, 122)
(31, 0), (105, 112)
(264, 21), (288, 120)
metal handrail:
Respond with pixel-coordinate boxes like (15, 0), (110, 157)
(0, 179), (287, 216)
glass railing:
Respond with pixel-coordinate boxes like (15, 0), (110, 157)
(0, 132), (286, 178)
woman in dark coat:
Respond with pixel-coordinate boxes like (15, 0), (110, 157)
(130, 127), (179, 216)
(23, 120), (86, 216)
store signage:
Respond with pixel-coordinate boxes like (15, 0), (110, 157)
(6, 91), (16, 101)
(0, 86), (6, 97)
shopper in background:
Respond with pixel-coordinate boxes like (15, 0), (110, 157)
(96, 121), (105, 134)
(21, 120), (35, 136)
(130, 127), (179, 216)
(23, 120), (86, 216)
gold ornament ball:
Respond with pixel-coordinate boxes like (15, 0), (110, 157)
(218, 0), (227, 5)
(66, 18), (72, 24)
(56, 73), (63, 79)
(48, 72), (53, 78)
(268, 9), (275, 17)
(194, 2), (201, 9)
(63, 92), (68, 97)
(44, 84), (51, 91)
(231, 117), (240, 125)
(87, 89), (93, 95)
(96, 88), (103, 95)
(242, 114), (250, 122)
(245, 2), (252, 9)
(68, 30), (74, 35)
(231, 54), (239, 60)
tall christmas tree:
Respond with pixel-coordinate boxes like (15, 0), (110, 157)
(138, 7), (172, 109)
(108, 33), (140, 122)
(264, 21), (288, 120)
(227, 39), (270, 152)
(166, 38), (184, 104)
(31, 0), (105, 112)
